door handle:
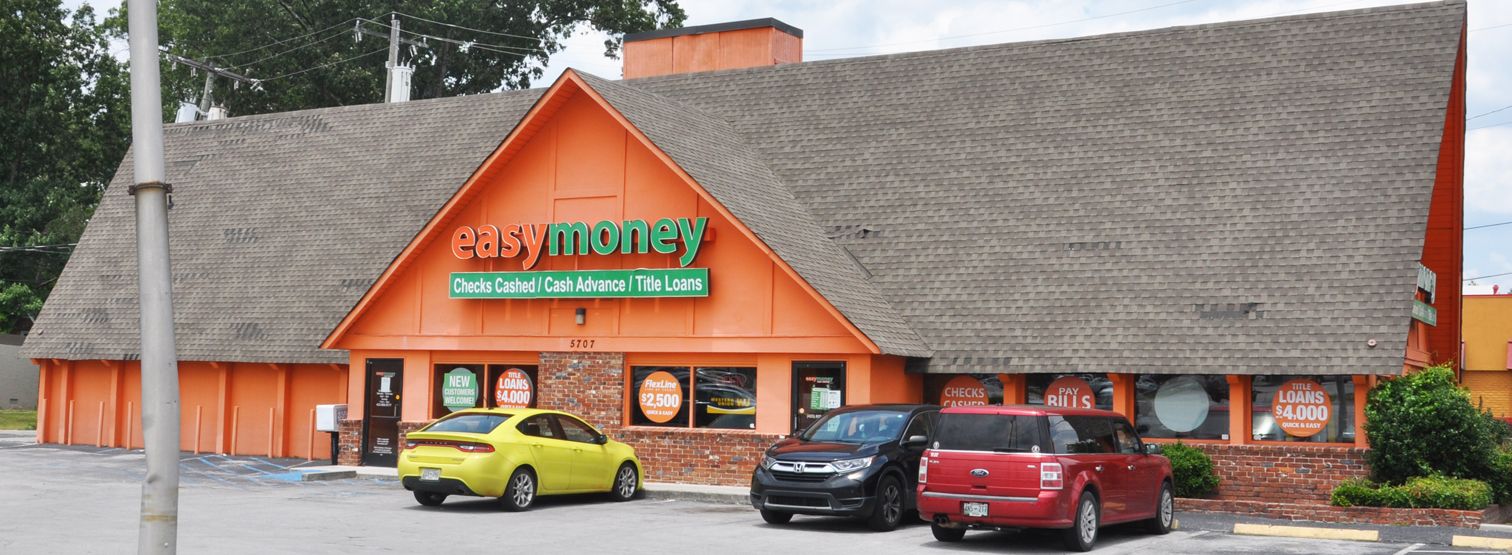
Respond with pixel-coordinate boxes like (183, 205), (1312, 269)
(1094, 465), (1103, 472)
(531, 443), (543, 448)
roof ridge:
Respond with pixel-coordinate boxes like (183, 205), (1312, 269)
(163, 88), (541, 130)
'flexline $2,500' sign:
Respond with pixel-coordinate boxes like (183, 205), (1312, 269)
(450, 269), (708, 299)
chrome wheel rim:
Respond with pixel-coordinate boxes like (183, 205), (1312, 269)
(1160, 489), (1173, 527)
(1079, 500), (1097, 544)
(617, 467), (637, 498)
(512, 473), (535, 507)
(881, 483), (902, 523)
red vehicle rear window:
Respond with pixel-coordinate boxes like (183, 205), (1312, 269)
(932, 413), (1046, 453)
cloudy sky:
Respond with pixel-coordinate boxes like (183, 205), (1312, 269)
(66, 0), (1512, 292)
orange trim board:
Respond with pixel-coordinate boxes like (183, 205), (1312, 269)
(323, 69), (882, 354)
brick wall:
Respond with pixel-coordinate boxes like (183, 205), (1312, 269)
(1195, 443), (1369, 503)
(337, 419), (361, 466)
(1177, 498), (1495, 528)
(536, 351), (779, 486)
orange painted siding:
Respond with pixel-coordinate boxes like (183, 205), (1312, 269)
(1420, 32), (1465, 368)
(1464, 296), (1512, 371)
(332, 91), (867, 356)
(1464, 370), (1512, 418)
(33, 359), (346, 458)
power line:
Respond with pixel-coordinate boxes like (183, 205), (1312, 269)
(1470, 21), (1512, 33)
(1469, 120), (1512, 131)
(256, 47), (388, 82)
(1468, 105), (1512, 121)
(356, 17), (545, 55)
(806, 0), (1207, 54)
(210, 18), (361, 61)
(226, 27), (352, 69)
(1466, 221), (1512, 231)
(389, 11), (544, 43)
(1465, 271), (1512, 282)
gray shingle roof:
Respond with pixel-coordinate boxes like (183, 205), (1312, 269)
(23, 91), (541, 363)
(25, 1), (1464, 375)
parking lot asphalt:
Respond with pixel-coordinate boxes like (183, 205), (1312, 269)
(0, 431), (1502, 555)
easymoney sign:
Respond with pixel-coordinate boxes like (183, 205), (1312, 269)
(452, 217), (709, 269)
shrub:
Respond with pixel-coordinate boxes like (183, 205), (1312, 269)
(1162, 441), (1220, 498)
(1364, 364), (1502, 495)
(1330, 476), (1491, 511)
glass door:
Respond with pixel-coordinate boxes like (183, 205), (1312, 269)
(362, 359), (403, 467)
(792, 362), (845, 434)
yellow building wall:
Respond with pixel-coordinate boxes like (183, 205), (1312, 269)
(1462, 296), (1512, 417)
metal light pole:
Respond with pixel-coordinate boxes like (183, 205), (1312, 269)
(126, 0), (182, 553)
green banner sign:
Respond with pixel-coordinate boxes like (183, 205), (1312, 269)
(449, 269), (709, 299)
(442, 368), (478, 411)
(1412, 299), (1437, 327)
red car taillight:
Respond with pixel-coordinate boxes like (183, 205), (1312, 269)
(1040, 461), (1064, 490)
(454, 442), (495, 453)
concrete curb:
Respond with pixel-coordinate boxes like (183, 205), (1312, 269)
(642, 482), (750, 505)
(1453, 535), (1512, 552)
(301, 470), (357, 481)
(1234, 523), (1379, 542)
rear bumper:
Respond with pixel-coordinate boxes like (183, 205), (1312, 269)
(402, 476), (481, 497)
(917, 488), (1074, 529)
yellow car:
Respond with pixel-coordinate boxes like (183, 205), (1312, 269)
(397, 408), (642, 510)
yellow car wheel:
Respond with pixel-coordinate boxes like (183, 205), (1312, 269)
(500, 468), (536, 512)
(414, 491), (446, 507)
(610, 463), (638, 502)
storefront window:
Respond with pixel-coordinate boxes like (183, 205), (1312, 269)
(694, 367), (757, 429)
(432, 364), (484, 418)
(924, 374), (1005, 407)
(632, 365), (757, 429)
(1134, 374), (1229, 440)
(1251, 375), (1354, 443)
(1026, 374), (1113, 411)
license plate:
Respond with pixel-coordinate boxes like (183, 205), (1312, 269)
(963, 502), (989, 518)
(421, 468), (440, 482)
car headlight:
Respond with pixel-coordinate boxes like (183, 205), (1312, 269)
(831, 457), (874, 473)
(761, 454), (778, 469)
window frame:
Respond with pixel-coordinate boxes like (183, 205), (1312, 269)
(626, 364), (758, 431)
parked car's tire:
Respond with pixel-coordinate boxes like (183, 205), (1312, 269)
(760, 509), (793, 524)
(1144, 482), (1174, 535)
(867, 475), (906, 531)
(413, 491), (446, 507)
(500, 468), (537, 512)
(1061, 491), (1100, 552)
(610, 463), (639, 502)
(930, 521), (966, 542)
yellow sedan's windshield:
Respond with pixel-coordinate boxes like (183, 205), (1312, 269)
(423, 413), (514, 434)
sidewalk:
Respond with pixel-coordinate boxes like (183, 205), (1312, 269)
(1177, 511), (1512, 548)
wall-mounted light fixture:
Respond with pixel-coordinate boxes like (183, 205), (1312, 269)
(575, 308), (586, 325)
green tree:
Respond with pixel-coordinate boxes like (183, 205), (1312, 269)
(1363, 364), (1510, 501)
(1, 0), (131, 334)
(109, 0), (685, 117)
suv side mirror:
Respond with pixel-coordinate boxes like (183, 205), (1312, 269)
(904, 435), (928, 447)
(1144, 443), (1162, 456)
(594, 434), (609, 445)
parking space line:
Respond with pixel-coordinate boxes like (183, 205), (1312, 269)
(1392, 544), (1424, 555)
(1233, 523), (1379, 542)
(1453, 535), (1512, 551)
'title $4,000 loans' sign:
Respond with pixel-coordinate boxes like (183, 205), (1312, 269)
(1271, 379), (1331, 438)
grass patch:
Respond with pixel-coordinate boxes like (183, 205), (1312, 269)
(0, 409), (38, 430)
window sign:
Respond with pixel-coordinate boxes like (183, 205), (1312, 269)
(694, 367), (757, 429)
(494, 368), (533, 408)
(442, 368), (479, 412)
(1135, 374), (1230, 440)
(1044, 376), (1096, 409)
(638, 371), (683, 424)
(1270, 379), (1331, 438)
(1154, 376), (1211, 433)
(939, 376), (989, 407)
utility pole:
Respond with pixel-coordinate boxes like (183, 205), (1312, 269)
(127, 0), (181, 553)
(161, 52), (261, 119)
(355, 16), (426, 103)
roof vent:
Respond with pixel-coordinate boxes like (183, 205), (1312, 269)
(623, 18), (802, 79)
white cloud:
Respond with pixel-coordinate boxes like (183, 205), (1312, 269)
(1466, 129), (1512, 214)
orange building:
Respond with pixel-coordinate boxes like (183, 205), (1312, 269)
(1462, 293), (1512, 416)
(23, 4), (1468, 490)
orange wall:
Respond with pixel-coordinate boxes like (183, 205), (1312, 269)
(623, 27), (802, 79)
(34, 359), (346, 459)
(1421, 34), (1465, 368)
(334, 92), (867, 357)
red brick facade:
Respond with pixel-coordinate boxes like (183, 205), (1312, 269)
(337, 418), (361, 466)
(1199, 443), (1369, 503)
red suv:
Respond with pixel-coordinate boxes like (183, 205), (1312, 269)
(917, 405), (1173, 551)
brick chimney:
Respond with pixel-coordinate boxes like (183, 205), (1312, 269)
(623, 18), (802, 79)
